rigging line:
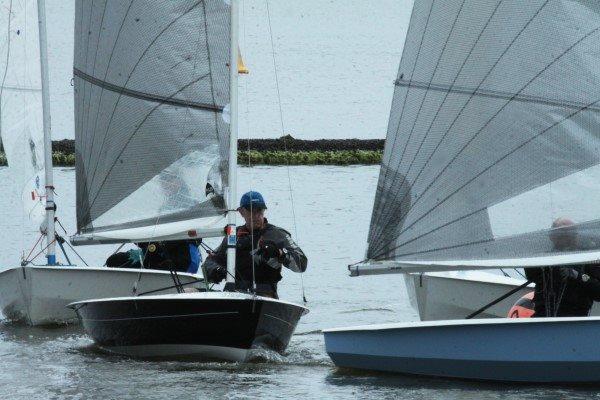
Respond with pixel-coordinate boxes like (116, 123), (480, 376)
(369, 0), (467, 241)
(81, 1), (108, 168)
(369, 95), (600, 261)
(369, 1), (504, 245)
(371, 3), (579, 250)
(370, 0), (543, 246)
(369, 0), (435, 237)
(133, 207), (166, 296)
(82, 1), (134, 177)
(23, 234), (44, 263)
(61, 238), (89, 267)
(85, 1), (203, 195)
(82, 74), (211, 219)
(24, 237), (56, 264)
(265, 0), (305, 302)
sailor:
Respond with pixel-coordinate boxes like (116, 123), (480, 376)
(524, 218), (600, 317)
(202, 191), (307, 298)
(106, 240), (201, 274)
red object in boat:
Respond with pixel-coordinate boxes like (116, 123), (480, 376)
(508, 291), (535, 318)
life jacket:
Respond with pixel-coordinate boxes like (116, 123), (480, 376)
(234, 224), (283, 285)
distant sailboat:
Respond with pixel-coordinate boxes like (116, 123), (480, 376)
(325, 0), (600, 382)
(0, 0), (201, 326)
(68, 0), (308, 362)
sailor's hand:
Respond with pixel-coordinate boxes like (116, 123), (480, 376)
(258, 240), (282, 260)
(559, 267), (580, 281)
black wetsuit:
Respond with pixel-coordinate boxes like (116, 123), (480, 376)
(525, 265), (600, 317)
(202, 221), (307, 297)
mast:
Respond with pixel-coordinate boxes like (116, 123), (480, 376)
(226, 0), (239, 285)
(36, 0), (56, 265)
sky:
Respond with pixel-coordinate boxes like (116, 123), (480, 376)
(45, 0), (413, 140)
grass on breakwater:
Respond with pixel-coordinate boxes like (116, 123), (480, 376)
(239, 150), (381, 165)
(0, 136), (384, 166)
(0, 150), (381, 167)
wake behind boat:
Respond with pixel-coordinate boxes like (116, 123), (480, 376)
(69, 292), (308, 361)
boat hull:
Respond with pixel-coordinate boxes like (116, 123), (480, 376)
(325, 317), (600, 383)
(404, 271), (530, 320)
(0, 266), (202, 326)
(69, 292), (308, 362)
(406, 271), (600, 320)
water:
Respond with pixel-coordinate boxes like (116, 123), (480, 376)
(1, 166), (599, 399)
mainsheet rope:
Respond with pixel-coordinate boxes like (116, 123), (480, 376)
(265, 0), (306, 303)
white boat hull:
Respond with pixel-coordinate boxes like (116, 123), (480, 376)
(0, 265), (202, 326)
(404, 271), (530, 320)
(406, 271), (600, 320)
(325, 317), (600, 383)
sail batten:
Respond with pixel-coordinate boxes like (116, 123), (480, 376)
(73, 0), (231, 243)
(394, 78), (600, 113)
(73, 68), (224, 113)
(368, 0), (600, 267)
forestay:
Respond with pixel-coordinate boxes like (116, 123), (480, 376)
(72, 0), (231, 244)
(0, 0), (46, 230)
(366, 0), (600, 270)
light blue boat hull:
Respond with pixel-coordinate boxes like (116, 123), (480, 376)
(324, 317), (600, 382)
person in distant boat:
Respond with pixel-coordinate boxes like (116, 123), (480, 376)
(202, 191), (307, 298)
(105, 240), (201, 274)
(524, 218), (600, 317)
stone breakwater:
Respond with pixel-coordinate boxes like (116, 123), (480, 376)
(0, 136), (384, 166)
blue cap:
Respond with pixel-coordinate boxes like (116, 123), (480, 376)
(239, 191), (267, 210)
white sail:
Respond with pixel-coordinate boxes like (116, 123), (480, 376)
(71, 0), (231, 244)
(363, 0), (600, 273)
(0, 0), (46, 230)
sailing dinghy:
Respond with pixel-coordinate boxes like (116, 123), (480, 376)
(69, 0), (308, 361)
(0, 0), (201, 326)
(325, 0), (600, 382)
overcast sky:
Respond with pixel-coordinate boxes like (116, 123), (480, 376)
(46, 1), (412, 140)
